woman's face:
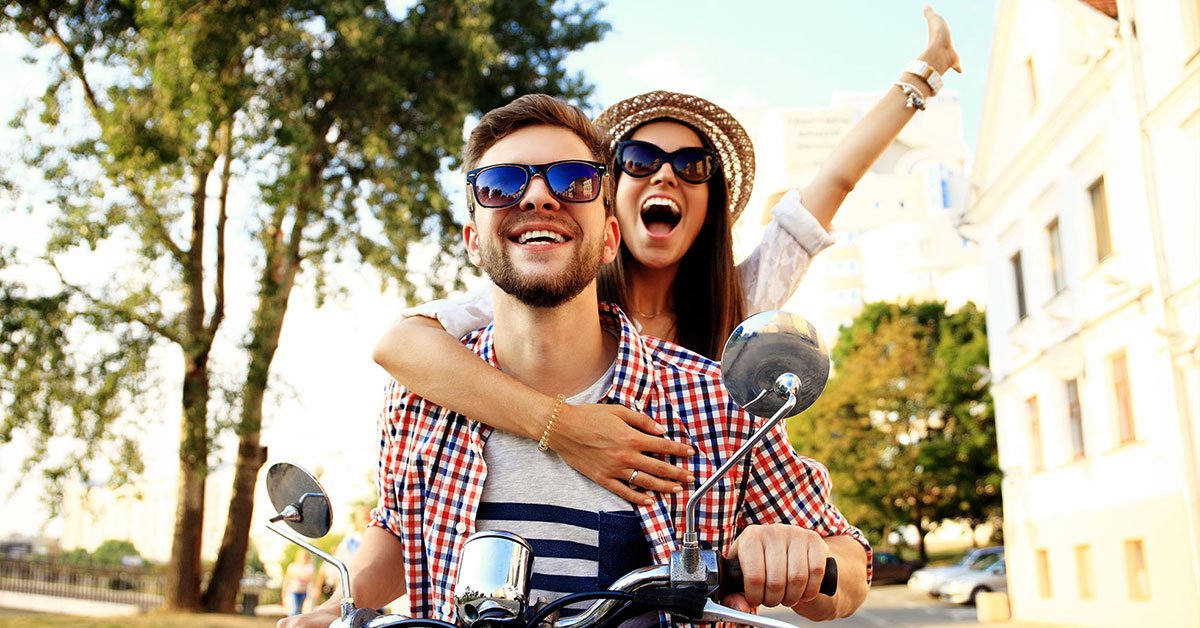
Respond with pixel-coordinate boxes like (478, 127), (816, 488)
(614, 121), (711, 271)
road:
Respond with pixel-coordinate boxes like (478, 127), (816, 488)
(761, 583), (982, 627)
(0, 584), (988, 627)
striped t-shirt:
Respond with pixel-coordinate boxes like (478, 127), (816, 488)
(475, 359), (652, 608)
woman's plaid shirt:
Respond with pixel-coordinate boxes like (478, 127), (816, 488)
(370, 303), (871, 621)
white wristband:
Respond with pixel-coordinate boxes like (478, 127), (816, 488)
(904, 60), (943, 95)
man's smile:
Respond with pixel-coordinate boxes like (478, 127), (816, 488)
(515, 229), (567, 245)
(502, 219), (577, 251)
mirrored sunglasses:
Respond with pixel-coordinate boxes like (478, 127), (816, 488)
(466, 160), (607, 209)
(615, 140), (719, 184)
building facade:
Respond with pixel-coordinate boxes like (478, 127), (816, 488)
(966, 0), (1200, 625)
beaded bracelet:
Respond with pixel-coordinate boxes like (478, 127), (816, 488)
(894, 81), (927, 111)
(537, 394), (568, 452)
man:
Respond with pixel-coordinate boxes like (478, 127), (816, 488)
(281, 95), (869, 628)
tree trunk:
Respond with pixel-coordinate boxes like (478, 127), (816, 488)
(204, 184), (308, 610)
(202, 439), (267, 611)
(203, 294), (292, 611)
(914, 505), (928, 564)
(163, 354), (210, 610)
(165, 165), (216, 611)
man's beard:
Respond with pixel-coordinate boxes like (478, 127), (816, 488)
(478, 225), (605, 309)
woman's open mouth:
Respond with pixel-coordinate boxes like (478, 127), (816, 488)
(640, 197), (681, 237)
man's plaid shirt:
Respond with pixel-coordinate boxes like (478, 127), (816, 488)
(370, 303), (871, 621)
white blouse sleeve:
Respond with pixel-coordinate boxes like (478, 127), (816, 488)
(737, 190), (837, 313)
(397, 280), (495, 340)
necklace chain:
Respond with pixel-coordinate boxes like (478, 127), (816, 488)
(634, 307), (673, 319)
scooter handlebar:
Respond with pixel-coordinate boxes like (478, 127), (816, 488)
(720, 555), (838, 598)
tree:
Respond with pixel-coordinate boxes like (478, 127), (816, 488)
(1, 0), (608, 612)
(925, 303), (1002, 543)
(91, 539), (145, 567)
(789, 302), (1000, 562)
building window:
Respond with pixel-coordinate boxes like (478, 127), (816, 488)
(1047, 217), (1066, 294)
(1090, 177), (1113, 262)
(1075, 544), (1094, 599)
(1125, 539), (1150, 600)
(1028, 395), (1043, 471)
(1110, 350), (1136, 444)
(1012, 252), (1028, 320)
(1036, 549), (1052, 598)
(1066, 379), (1085, 459)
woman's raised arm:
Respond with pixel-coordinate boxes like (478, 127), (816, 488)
(800, 5), (962, 229)
(738, 8), (961, 313)
(372, 314), (694, 504)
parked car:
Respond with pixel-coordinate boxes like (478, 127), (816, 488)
(871, 551), (926, 585)
(907, 546), (1004, 596)
(940, 558), (1007, 604)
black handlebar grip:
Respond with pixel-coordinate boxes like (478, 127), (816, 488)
(720, 556), (839, 598)
(820, 556), (838, 596)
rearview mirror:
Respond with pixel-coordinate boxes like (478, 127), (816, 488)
(721, 310), (830, 418)
(265, 462), (333, 539)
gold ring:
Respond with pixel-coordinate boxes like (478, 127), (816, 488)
(628, 470), (639, 485)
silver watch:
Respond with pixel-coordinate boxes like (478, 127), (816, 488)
(904, 60), (942, 95)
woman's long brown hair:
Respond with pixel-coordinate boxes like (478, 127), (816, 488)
(597, 122), (746, 360)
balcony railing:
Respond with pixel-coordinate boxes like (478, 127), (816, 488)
(0, 557), (164, 610)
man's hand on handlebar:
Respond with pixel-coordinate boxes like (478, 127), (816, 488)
(723, 524), (830, 612)
(277, 607), (341, 628)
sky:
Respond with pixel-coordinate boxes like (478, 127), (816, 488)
(0, 1), (999, 547)
(569, 0), (998, 148)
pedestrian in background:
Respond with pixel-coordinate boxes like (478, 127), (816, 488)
(282, 550), (315, 616)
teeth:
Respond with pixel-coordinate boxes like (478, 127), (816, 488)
(641, 197), (680, 215)
(517, 230), (566, 244)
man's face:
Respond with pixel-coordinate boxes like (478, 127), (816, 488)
(465, 125), (619, 308)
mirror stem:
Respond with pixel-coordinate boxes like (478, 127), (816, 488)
(683, 383), (798, 546)
(268, 493), (325, 525)
(269, 504), (300, 524)
(266, 522), (356, 621)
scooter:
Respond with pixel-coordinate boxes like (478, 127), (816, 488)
(265, 310), (838, 628)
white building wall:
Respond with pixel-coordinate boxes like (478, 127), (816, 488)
(968, 0), (1200, 625)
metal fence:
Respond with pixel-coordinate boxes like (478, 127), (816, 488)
(0, 557), (164, 610)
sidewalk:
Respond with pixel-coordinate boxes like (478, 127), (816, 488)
(0, 590), (139, 617)
(937, 622), (1071, 628)
(253, 602), (286, 619)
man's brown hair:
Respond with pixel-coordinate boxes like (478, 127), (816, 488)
(464, 94), (613, 214)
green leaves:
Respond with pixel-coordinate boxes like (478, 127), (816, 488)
(790, 301), (1000, 551)
(0, 250), (157, 512)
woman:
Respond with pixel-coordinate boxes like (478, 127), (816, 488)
(282, 551), (314, 616)
(373, 7), (960, 504)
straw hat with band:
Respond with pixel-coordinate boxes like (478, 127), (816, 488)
(594, 90), (756, 223)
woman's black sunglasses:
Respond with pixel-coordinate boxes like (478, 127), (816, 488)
(615, 140), (719, 184)
(466, 160), (607, 209)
